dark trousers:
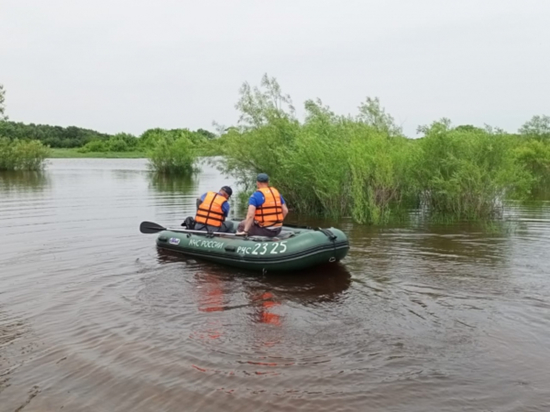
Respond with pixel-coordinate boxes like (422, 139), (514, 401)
(195, 221), (235, 233)
(237, 221), (282, 237)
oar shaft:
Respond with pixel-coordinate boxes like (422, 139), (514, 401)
(164, 227), (238, 236)
(140, 221), (240, 237)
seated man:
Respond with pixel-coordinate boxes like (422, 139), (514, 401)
(194, 186), (234, 233)
(236, 173), (288, 237)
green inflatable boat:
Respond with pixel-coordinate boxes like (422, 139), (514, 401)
(140, 221), (349, 272)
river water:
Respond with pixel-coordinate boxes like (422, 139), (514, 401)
(0, 159), (549, 412)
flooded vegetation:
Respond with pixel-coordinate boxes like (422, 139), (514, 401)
(1, 159), (549, 411)
(0, 137), (50, 171)
(215, 76), (550, 224)
(2, 77), (549, 224)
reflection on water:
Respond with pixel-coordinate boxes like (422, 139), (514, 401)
(157, 248), (352, 307)
(0, 170), (49, 192)
(0, 159), (549, 412)
(148, 173), (199, 194)
(155, 249), (352, 352)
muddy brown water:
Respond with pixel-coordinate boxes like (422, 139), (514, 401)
(1, 159), (549, 412)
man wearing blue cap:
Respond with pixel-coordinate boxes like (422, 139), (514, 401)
(236, 173), (288, 237)
(194, 186), (235, 233)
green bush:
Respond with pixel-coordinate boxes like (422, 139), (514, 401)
(138, 128), (166, 150)
(270, 101), (355, 218)
(413, 121), (531, 219)
(108, 136), (129, 152)
(0, 137), (50, 171)
(218, 79), (415, 223)
(514, 138), (550, 192)
(348, 130), (416, 224)
(147, 131), (197, 175)
(216, 75), (544, 224)
(111, 133), (138, 151)
(139, 128), (208, 152)
(79, 133), (138, 153)
(79, 139), (108, 152)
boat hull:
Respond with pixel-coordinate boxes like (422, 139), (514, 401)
(155, 226), (349, 272)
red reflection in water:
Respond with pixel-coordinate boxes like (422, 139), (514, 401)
(193, 272), (285, 350)
(197, 273), (225, 313)
(257, 292), (281, 326)
(194, 273), (226, 341)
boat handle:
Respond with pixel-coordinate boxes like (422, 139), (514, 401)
(318, 228), (338, 241)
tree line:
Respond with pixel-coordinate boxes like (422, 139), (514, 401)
(2, 78), (550, 224)
(0, 83), (217, 150)
(0, 120), (217, 150)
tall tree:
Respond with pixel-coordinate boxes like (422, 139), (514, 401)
(235, 74), (296, 130)
(0, 84), (6, 120)
(357, 97), (403, 138)
(519, 115), (550, 139)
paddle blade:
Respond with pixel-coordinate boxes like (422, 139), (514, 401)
(140, 221), (167, 234)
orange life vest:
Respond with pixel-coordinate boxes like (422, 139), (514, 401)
(254, 187), (284, 228)
(195, 192), (226, 227)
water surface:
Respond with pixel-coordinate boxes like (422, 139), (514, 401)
(1, 159), (549, 412)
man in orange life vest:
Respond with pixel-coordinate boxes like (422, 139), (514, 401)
(195, 186), (234, 233)
(236, 173), (288, 237)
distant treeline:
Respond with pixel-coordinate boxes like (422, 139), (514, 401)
(0, 125), (221, 171)
(0, 121), (217, 150)
(0, 121), (111, 148)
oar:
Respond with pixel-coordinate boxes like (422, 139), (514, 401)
(140, 221), (168, 234)
(139, 221), (239, 236)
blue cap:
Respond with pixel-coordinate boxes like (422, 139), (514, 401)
(257, 173), (269, 182)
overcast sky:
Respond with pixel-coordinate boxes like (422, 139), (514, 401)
(1, 0), (548, 137)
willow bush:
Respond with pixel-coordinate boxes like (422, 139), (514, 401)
(147, 130), (197, 175)
(349, 131), (418, 224)
(276, 101), (352, 217)
(218, 79), (416, 223)
(513, 138), (550, 193)
(0, 137), (50, 171)
(217, 75), (550, 224)
(414, 121), (531, 219)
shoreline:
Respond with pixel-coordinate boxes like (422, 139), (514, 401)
(48, 148), (146, 159)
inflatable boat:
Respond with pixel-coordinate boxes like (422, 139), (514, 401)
(140, 221), (349, 272)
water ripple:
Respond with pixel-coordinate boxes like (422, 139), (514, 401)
(0, 160), (549, 411)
